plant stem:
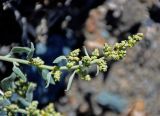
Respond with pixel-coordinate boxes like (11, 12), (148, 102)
(17, 109), (27, 114)
(0, 56), (104, 71)
(0, 56), (29, 65)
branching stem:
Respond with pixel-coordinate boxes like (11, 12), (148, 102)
(0, 56), (104, 71)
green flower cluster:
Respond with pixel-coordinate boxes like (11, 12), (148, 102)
(0, 33), (144, 115)
(83, 75), (91, 81)
(77, 68), (91, 81)
(26, 101), (40, 116)
(30, 57), (44, 66)
(15, 79), (35, 97)
(1, 77), (62, 116)
(67, 49), (80, 68)
(5, 104), (19, 116)
(63, 33), (143, 82)
(82, 56), (91, 67)
(51, 66), (62, 82)
(97, 59), (108, 72)
(91, 48), (100, 60)
(53, 71), (62, 82)
(40, 103), (62, 116)
(26, 101), (62, 116)
(4, 91), (12, 98)
(103, 33), (144, 60)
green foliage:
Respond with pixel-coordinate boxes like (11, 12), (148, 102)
(0, 33), (144, 115)
(65, 70), (77, 91)
(12, 63), (27, 81)
(0, 78), (61, 116)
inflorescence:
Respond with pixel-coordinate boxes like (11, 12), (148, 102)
(0, 33), (143, 115)
(0, 33), (144, 89)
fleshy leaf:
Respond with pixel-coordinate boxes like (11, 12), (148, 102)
(25, 83), (36, 102)
(12, 63), (26, 81)
(65, 70), (76, 91)
(53, 56), (67, 64)
(1, 73), (16, 91)
(27, 42), (35, 60)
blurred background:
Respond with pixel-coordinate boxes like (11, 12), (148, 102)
(0, 0), (160, 115)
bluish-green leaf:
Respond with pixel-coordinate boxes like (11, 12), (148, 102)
(83, 46), (89, 57)
(41, 69), (55, 85)
(5, 42), (35, 60)
(0, 110), (7, 116)
(12, 64), (26, 82)
(5, 47), (31, 57)
(18, 97), (29, 107)
(27, 42), (35, 60)
(0, 97), (11, 107)
(65, 70), (76, 91)
(45, 72), (53, 88)
(41, 69), (49, 79)
(53, 56), (67, 64)
(96, 65), (99, 76)
(0, 89), (4, 96)
(1, 73), (16, 91)
(26, 83), (36, 102)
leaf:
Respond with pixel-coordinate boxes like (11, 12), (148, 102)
(25, 83), (36, 102)
(5, 47), (31, 57)
(0, 89), (4, 96)
(79, 61), (82, 66)
(5, 42), (35, 60)
(65, 70), (76, 91)
(41, 69), (55, 85)
(0, 111), (7, 116)
(83, 46), (89, 57)
(27, 42), (35, 60)
(41, 69), (49, 79)
(10, 93), (30, 107)
(18, 97), (29, 107)
(0, 97), (11, 107)
(96, 65), (100, 76)
(1, 73), (16, 91)
(12, 63), (26, 81)
(45, 72), (53, 88)
(53, 56), (67, 64)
